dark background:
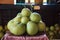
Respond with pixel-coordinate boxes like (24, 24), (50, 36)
(0, 5), (60, 27)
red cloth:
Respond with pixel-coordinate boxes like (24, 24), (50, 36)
(1, 32), (49, 40)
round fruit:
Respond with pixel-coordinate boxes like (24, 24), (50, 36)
(0, 32), (4, 38)
(54, 24), (60, 31)
(7, 19), (14, 30)
(38, 21), (45, 32)
(54, 24), (59, 27)
(55, 26), (60, 31)
(30, 12), (41, 22)
(49, 31), (54, 36)
(21, 8), (31, 17)
(46, 27), (49, 32)
(21, 17), (29, 24)
(9, 23), (25, 35)
(27, 21), (38, 35)
(16, 13), (22, 17)
(13, 16), (21, 23)
(50, 26), (55, 31)
(0, 26), (3, 32)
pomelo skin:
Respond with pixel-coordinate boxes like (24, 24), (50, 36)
(38, 21), (46, 32)
(7, 19), (19, 32)
(50, 26), (55, 31)
(21, 8), (31, 17)
(7, 19), (14, 30)
(46, 27), (49, 32)
(13, 16), (21, 23)
(21, 17), (29, 24)
(13, 13), (22, 23)
(8, 23), (25, 35)
(30, 12), (41, 22)
(0, 26), (3, 32)
(16, 13), (22, 17)
(10, 23), (25, 35)
(0, 32), (4, 38)
(27, 21), (38, 35)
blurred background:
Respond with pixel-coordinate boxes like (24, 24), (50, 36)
(0, 0), (60, 4)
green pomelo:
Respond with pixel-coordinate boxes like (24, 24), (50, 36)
(8, 23), (25, 35)
(21, 8), (31, 17)
(50, 26), (55, 31)
(30, 12), (41, 22)
(13, 16), (21, 23)
(21, 17), (29, 24)
(27, 21), (38, 35)
(46, 27), (49, 32)
(54, 24), (59, 27)
(49, 31), (54, 36)
(38, 21), (46, 32)
(7, 19), (15, 30)
(0, 32), (4, 38)
(54, 24), (60, 31)
(16, 13), (22, 17)
(0, 26), (3, 32)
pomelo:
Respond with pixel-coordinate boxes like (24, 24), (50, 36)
(21, 8), (31, 17)
(27, 21), (38, 35)
(38, 21), (46, 32)
(21, 17), (29, 24)
(30, 12), (41, 22)
(8, 23), (25, 35)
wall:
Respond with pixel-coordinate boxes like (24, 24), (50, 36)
(0, 5), (59, 26)
(0, 0), (14, 4)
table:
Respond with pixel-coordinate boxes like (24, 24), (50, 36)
(1, 32), (49, 40)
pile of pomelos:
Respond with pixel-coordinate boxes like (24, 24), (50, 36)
(7, 8), (46, 36)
